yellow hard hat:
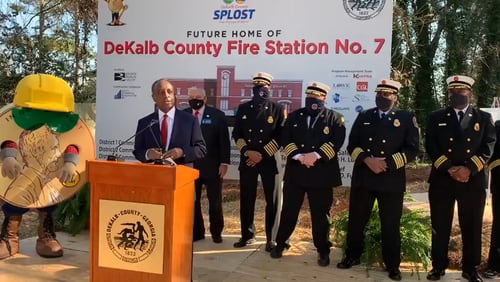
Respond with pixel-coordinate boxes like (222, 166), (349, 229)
(13, 74), (74, 113)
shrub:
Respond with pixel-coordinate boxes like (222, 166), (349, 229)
(331, 196), (431, 278)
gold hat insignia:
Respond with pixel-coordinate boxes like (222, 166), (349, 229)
(323, 126), (329, 135)
(394, 119), (400, 127)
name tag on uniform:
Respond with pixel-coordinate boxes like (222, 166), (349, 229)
(438, 123), (447, 127)
(202, 119), (212, 125)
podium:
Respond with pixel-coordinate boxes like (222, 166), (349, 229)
(87, 160), (199, 282)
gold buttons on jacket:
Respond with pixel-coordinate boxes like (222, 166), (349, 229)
(259, 140), (263, 143)
(368, 137), (373, 141)
(260, 129), (263, 133)
(449, 138), (454, 141)
(248, 129), (252, 132)
(467, 138), (471, 142)
(466, 149), (471, 153)
(382, 140), (386, 143)
(448, 149), (452, 152)
(381, 151), (385, 155)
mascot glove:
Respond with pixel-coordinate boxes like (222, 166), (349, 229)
(1, 157), (21, 179)
(59, 162), (76, 183)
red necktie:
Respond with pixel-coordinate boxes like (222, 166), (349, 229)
(194, 111), (200, 122)
(161, 114), (167, 148)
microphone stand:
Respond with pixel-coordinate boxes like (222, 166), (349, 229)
(107, 120), (159, 161)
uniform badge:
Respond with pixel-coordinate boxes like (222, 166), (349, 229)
(340, 116), (345, 126)
(474, 123), (480, 131)
(393, 119), (400, 127)
(323, 126), (329, 135)
(242, 115), (247, 120)
(267, 116), (274, 124)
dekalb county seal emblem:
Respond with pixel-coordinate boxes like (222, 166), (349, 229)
(106, 209), (157, 263)
(343, 0), (386, 20)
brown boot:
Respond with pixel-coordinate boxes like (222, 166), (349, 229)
(0, 215), (22, 259)
(36, 212), (63, 258)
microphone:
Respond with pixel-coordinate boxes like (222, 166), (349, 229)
(107, 119), (159, 161)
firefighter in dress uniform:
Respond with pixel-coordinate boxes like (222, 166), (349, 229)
(232, 72), (285, 251)
(269, 81), (346, 267)
(336, 79), (420, 281)
(485, 120), (500, 279)
(425, 75), (495, 282)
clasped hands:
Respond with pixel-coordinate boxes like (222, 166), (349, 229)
(448, 166), (471, 183)
(147, 147), (184, 160)
(297, 153), (319, 168)
(364, 156), (387, 174)
(245, 150), (262, 167)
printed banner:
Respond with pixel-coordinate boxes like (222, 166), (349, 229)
(96, 0), (393, 185)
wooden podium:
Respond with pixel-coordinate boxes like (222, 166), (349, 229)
(87, 160), (199, 282)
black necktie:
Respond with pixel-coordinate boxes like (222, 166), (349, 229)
(458, 111), (464, 122)
(380, 113), (386, 120)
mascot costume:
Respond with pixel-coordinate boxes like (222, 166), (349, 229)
(0, 74), (94, 259)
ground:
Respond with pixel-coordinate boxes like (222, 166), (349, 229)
(0, 165), (493, 270)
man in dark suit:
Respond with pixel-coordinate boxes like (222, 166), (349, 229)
(269, 82), (346, 267)
(336, 79), (420, 281)
(184, 87), (230, 243)
(232, 72), (285, 251)
(133, 79), (206, 166)
(485, 120), (500, 279)
(425, 75), (496, 282)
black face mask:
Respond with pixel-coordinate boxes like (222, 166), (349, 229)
(305, 97), (324, 116)
(252, 86), (270, 103)
(449, 93), (469, 109)
(375, 96), (393, 111)
(189, 99), (204, 110)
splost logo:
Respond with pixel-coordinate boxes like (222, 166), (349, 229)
(213, 0), (255, 21)
(343, 0), (386, 20)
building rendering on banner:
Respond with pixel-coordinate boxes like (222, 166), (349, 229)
(167, 66), (303, 115)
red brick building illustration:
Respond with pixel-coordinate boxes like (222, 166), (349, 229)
(169, 66), (303, 116)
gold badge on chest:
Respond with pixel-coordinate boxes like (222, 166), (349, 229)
(474, 123), (480, 131)
(393, 119), (400, 127)
(267, 115), (274, 124)
(323, 126), (329, 135)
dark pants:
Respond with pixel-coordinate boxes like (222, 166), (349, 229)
(345, 187), (404, 270)
(275, 182), (333, 254)
(193, 176), (224, 239)
(428, 184), (485, 273)
(488, 191), (500, 271)
(238, 160), (277, 242)
(3, 203), (56, 216)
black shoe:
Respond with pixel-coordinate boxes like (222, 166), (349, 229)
(212, 235), (223, 244)
(336, 257), (361, 269)
(233, 237), (256, 248)
(193, 234), (205, 242)
(462, 271), (483, 282)
(317, 253), (330, 267)
(388, 269), (402, 281)
(484, 268), (499, 279)
(265, 241), (276, 252)
(270, 246), (284, 259)
(426, 268), (445, 281)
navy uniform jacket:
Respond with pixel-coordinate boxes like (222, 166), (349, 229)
(489, 121), (500, 193)
(184, 106), (231, 180)
(133, 109), (207, 165)
(232, 99), (285, 172)
(281, 108), (346, 188)
(348, 107), (420, 192)
(425, 106), (496, 188)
